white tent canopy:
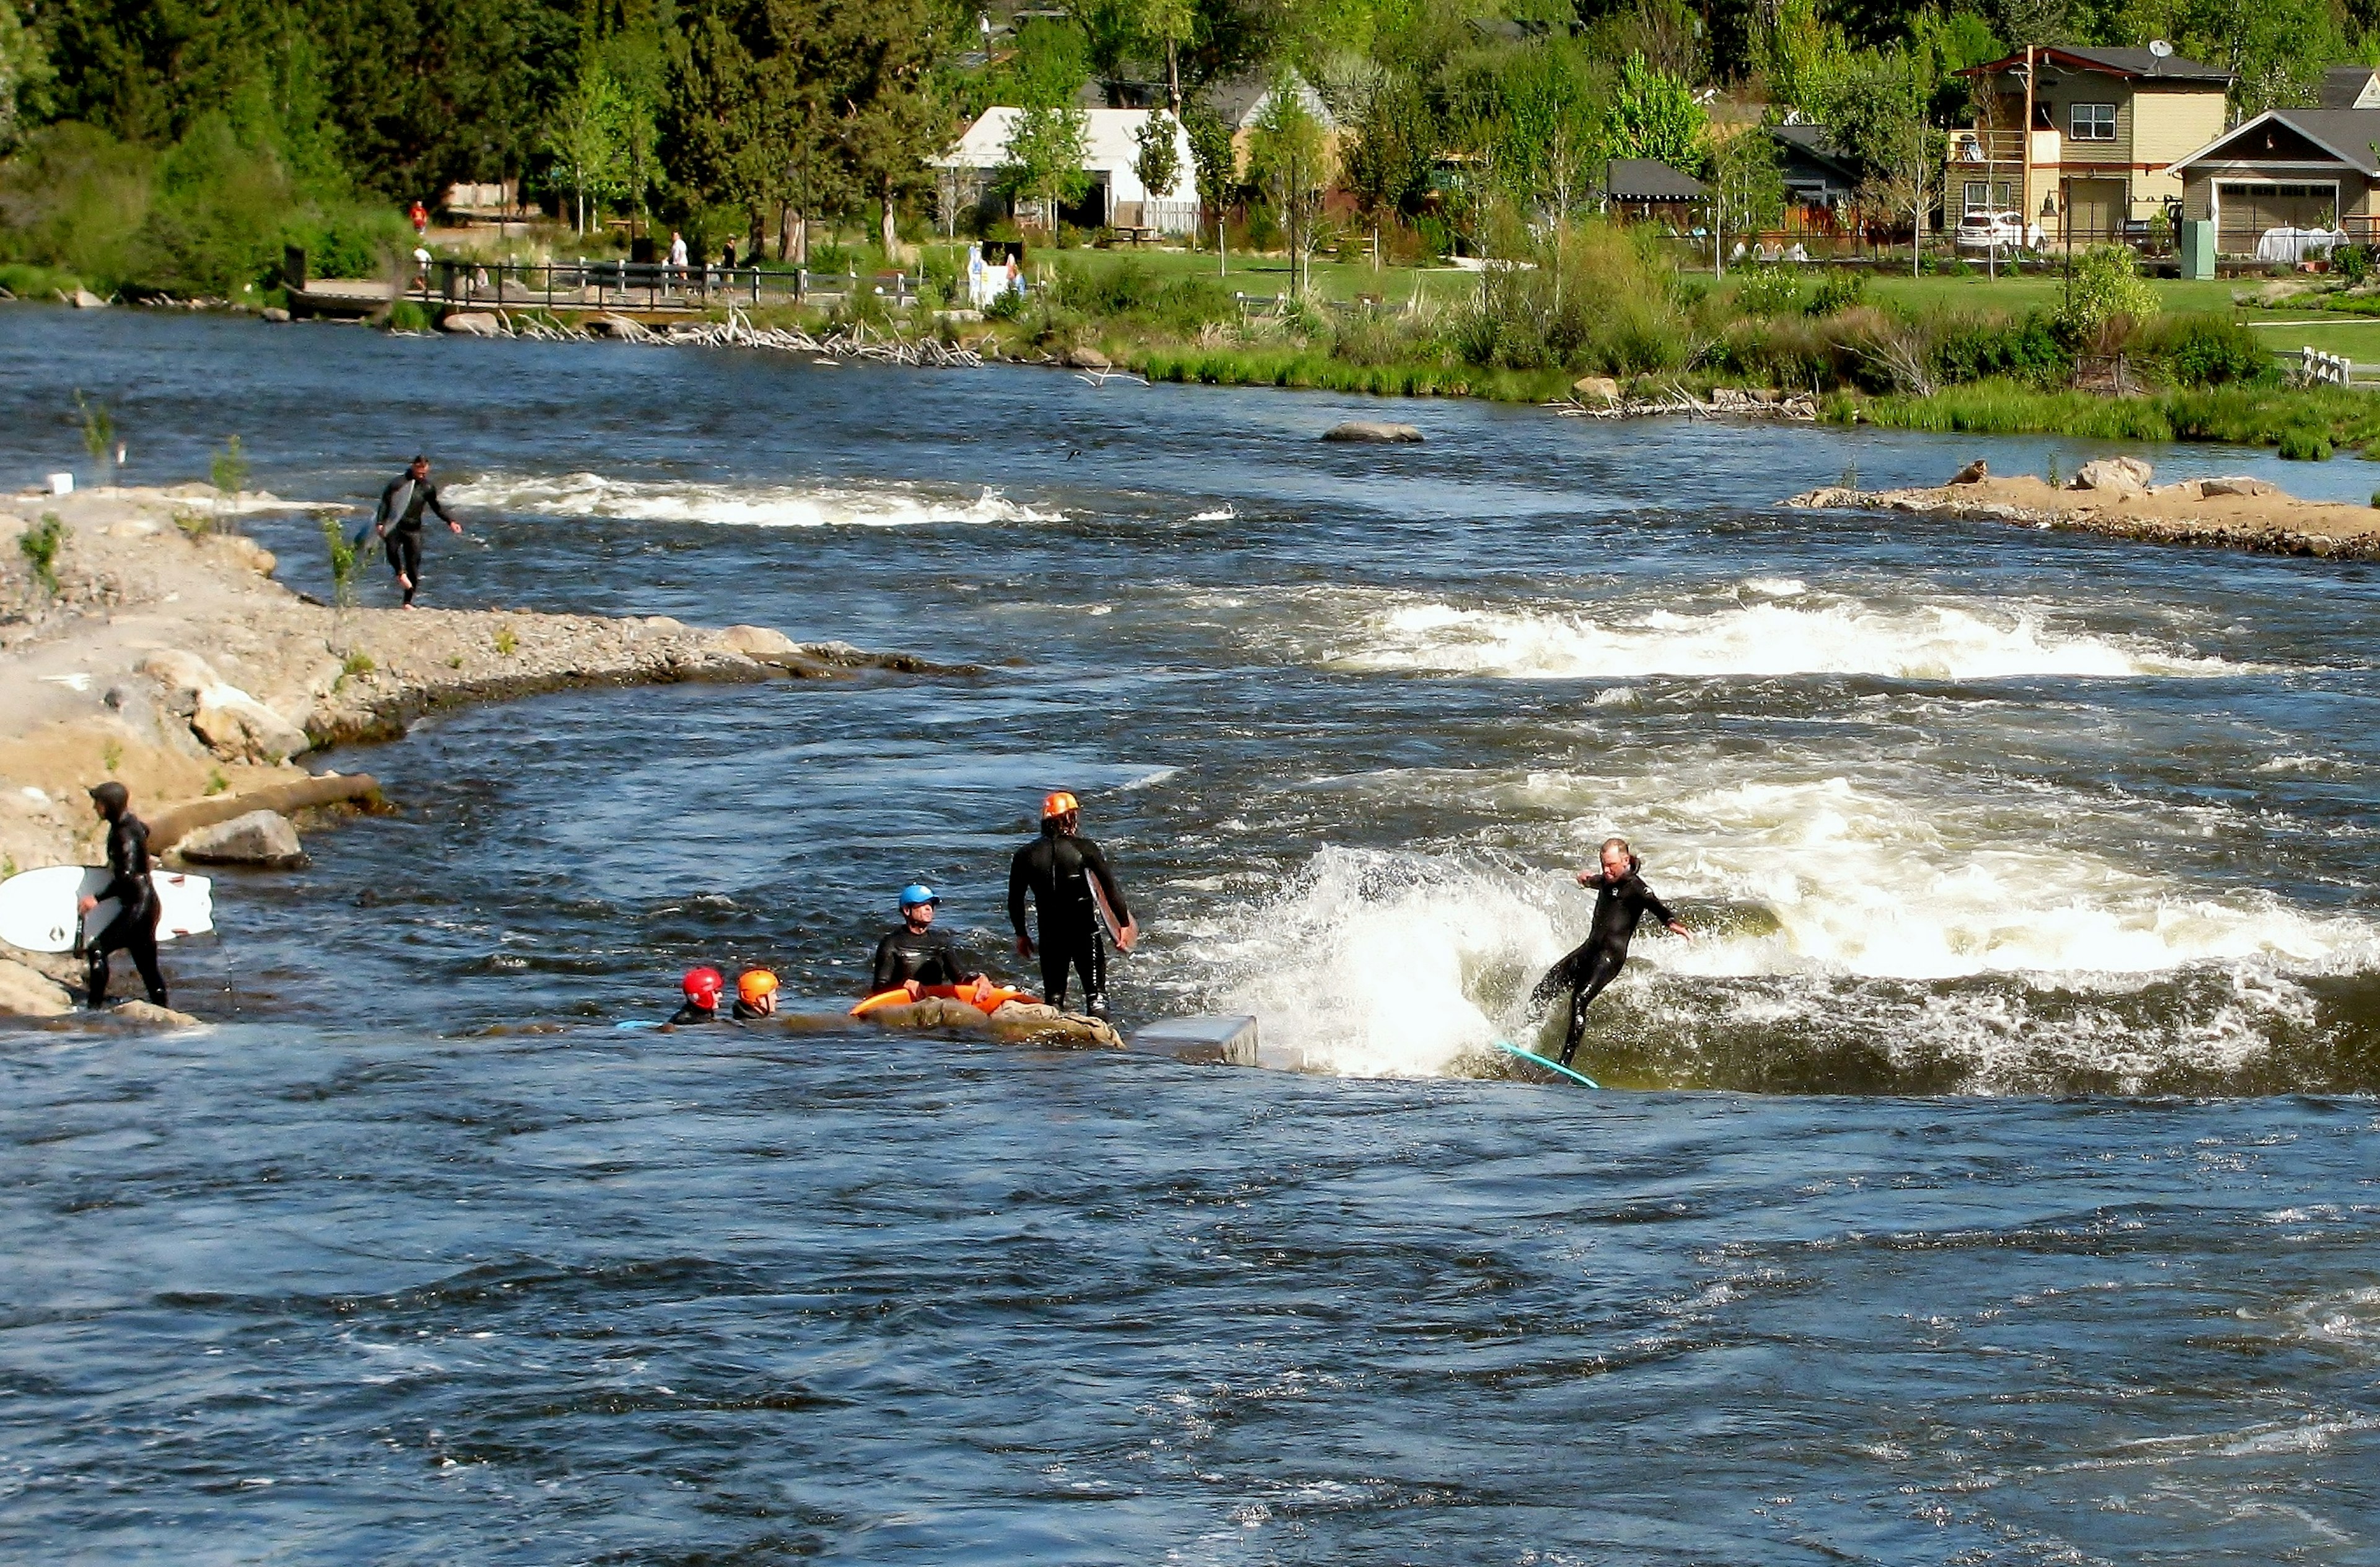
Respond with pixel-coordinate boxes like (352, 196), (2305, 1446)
(934, 108), (1198, 232)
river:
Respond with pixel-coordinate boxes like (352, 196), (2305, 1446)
(2, 307), (2375, 1561)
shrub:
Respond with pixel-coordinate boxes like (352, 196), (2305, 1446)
(2338, 244), (2375, 286)
(2058, 245), (2159, 342)
(1805, 271), (1867, 316)
(1732, 267), (1802, 317)
(2144, 314), (2271, 387)
(18, 511), (68, 596)
(1932, 312), (2071, 387)
(984, 287), (1025, 321)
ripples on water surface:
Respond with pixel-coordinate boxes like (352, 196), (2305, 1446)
(1, 310), (2376, 1560)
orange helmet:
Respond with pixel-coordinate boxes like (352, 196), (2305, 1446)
(1041, 790), (1080, 819)
(737, 968), (779, 1004)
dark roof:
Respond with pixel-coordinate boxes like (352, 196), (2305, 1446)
(2322, 66), (2380, 108)
(1768, 122), (1864, 188)
(1603, 157), (1705, 201)
(2172, 108), (2380, 175)
(1963, 45), (2228, 85)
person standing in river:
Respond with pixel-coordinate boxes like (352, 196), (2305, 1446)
(1009, 792), (1137, 1021)
(1531, 836), (1690, 1067)
(76, 782), (168, 1010)
(371, 455), (464, 609)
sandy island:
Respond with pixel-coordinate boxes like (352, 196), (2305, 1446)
(1784, 462), (2380, 560)
(0, 484), (954, 1020)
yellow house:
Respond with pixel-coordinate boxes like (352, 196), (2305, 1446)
(1945, 45), (2229, 245)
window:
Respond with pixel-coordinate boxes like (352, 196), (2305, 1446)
(1963, 182), (1991, 212)
(2070, 102), (2117, 141)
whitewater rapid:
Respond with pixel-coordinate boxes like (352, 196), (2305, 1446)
(447, 472), (1060, 528)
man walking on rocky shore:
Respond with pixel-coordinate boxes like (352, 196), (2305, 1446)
(371, 455), (464, 608)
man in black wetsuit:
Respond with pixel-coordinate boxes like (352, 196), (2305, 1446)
(1531, 836), (1690, 1066)
(669, 966), (725, 1024)
(371, 455), (464, 608)
(1008, 792), (1138, 1020)
(76, 782), (169, 1010)
(871, 883), (985, 995)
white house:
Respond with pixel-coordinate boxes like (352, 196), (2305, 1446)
(932, 107), (1198, 234)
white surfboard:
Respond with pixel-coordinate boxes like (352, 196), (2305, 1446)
(0, 865), (214, 954)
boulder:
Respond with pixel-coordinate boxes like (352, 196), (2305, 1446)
(986, 1000), (1123, 1048)
(0, 957), (74, 1017)
(1063, 345), (1112, 370)
(1949, 459), (1989, 485)
(715, 624), (801, 658)
(71, 288), (108, 309)
(205, 534), (277, 576)
(192, 685), (312, 762)
(2200, 475), (2278, 498)
(2069, 456), (2153, 494)
(105, 1000), (202, 1028)
(174, 809), (306, 868)
(261, 307), (291, 324)
(1323, 421), (1425, 444)
(440, 311), (503, 337)
(138, 649), (224, 713)
(1572, 375), (1621, 403)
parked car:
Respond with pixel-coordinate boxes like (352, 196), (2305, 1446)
(1955, 210), (2027, 253)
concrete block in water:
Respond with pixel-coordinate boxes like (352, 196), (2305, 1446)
(1129, 1014), (1259, 1066)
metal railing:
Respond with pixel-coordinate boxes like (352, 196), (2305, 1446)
(409, 258), (923, 313)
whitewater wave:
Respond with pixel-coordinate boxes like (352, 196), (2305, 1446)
(1314, 586), (2238, 682)
(1174, 772), (2380, 1085)
(446, 472), (1062, 528)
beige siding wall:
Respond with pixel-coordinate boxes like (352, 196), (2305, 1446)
(2133, 86), (2229, 213)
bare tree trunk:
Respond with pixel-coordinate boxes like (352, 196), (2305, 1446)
(881, 179), (897, 255)
(1167, 40), (1181, 115)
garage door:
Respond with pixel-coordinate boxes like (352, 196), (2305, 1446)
(2217, 181), (2339, 248)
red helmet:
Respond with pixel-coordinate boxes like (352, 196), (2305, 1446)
(683, 966), (725, 1004)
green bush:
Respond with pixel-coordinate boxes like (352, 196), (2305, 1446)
(1805, 271), (1867, 316)
(1732, 267), (1802, 317)
(2144, 314), (2272, 387)
(1931, 312), (2071, 387)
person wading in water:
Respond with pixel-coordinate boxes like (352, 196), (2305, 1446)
(77, 782), (169, 1009)
(1008, 792), (1138, 1020)
(369, 455), (464, 608)
(1531, 836), (1690, 1067)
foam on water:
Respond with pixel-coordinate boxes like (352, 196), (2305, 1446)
(1315, 585), (2239, 681)
(447, 472), (1060, 528)
(1176, 770), (2379, 1084)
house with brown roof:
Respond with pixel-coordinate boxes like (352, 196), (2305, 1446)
(1947, 45), (2229, 245)
(2168, 110), (2380, 256)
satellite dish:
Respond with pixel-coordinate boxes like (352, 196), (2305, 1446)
(2148, 38), (2173, 57)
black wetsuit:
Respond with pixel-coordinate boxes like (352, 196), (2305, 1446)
(374, 472), (454, 606)
(86, 810), (167, 1009)
(871, 923), (974, 992)
(667, 1000), (718, 1025)
(1532, 858), (1676, 1064)
(731, 998), (772, 1021)
(1008, 826), (1130, 1018)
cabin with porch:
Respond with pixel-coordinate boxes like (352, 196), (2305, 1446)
(1946, 45), (2228, 247)
(932, 108), (1198, 235)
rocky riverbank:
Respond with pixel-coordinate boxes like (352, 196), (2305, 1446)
(1784, 459), (2380, 560)
(0, 483), (955, 1018)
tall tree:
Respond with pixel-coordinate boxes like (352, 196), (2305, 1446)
(1001, 99), (1090, 231)
(1603, 51), (1705, 169)
(1248, 71), (1329, 298)
(542, 58), (632, 232)
(1344, 69), (1435, 219)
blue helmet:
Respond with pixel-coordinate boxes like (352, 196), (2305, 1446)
(900, 883), (941, 909)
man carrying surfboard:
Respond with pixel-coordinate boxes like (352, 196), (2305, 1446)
(367, 455), (464, 608)
(76, 782), (169, 1010)
(1008, 792), (1138, 1022)
(1532, 836), (1689, 1067)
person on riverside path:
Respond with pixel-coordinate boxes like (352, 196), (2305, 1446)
(1530, 836), (1690, 1067)
(733, 968), (779, 1020)
(370, 455), (464, 609)
(669, 966), (725, 1025)
(1008, 792), (1137, 1021)
(871, 883), (989, 997)
(77, 782), (168, 1010)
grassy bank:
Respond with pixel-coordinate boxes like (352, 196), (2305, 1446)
(1840, 381), (2380, 459)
